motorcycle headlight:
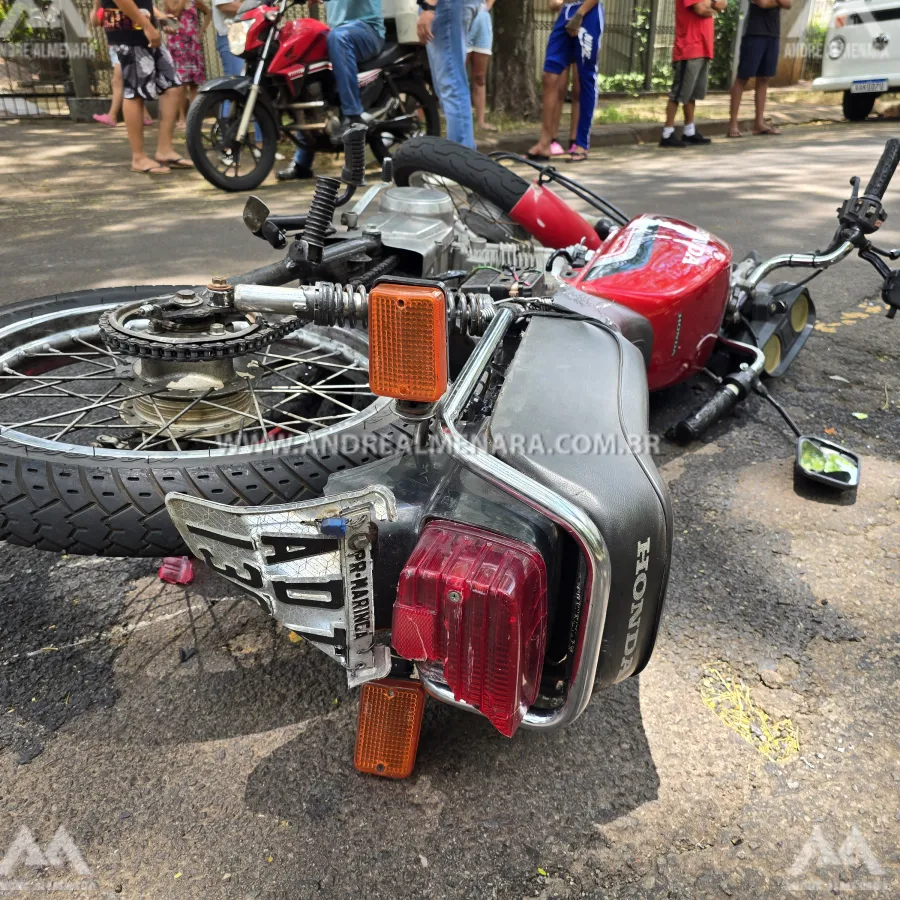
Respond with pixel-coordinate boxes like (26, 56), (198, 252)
(827, 36), (846, 59)
(228, 20), (252, 56)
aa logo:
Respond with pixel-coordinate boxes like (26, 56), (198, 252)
(786, 825), (889, 892)
(0, 0), (89, 40)
(0, 825), (97, 891)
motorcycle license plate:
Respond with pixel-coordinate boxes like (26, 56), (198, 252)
(851, 79), (888, 93)
(166, 486), (397, 687)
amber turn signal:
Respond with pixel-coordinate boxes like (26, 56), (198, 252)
(354, 678), (426, 779)
(368, 283), (448, 403)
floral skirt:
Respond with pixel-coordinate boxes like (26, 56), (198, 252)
(167, 9), (206, 85)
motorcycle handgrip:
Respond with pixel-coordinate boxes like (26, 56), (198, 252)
(864, 137), (900, 200)
(673, 384), (740, 443)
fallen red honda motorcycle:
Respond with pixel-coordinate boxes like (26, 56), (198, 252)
(186, 0), (438, 191)
(0, 133), (895, 776)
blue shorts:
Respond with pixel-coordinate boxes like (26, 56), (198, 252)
(737, 34), (779, 80)
(543, 1), (603, 75)
(467, 7), (492, 55)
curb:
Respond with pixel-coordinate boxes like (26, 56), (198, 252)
(477, 109), (846, 154)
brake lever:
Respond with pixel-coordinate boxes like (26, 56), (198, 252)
(881, 269), (900, 319)
(867, 243), (900, 260)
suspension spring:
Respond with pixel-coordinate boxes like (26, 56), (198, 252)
(308, 284), (496, 336)
(302, 176), (341, 265)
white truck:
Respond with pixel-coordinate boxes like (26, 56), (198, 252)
(813, 0), (900, 119)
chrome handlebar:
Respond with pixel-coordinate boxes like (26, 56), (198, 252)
(739, 239), (856, 292)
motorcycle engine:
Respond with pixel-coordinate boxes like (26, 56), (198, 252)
(358, 186), (555, 282)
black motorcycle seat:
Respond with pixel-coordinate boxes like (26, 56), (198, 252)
(489, 315), (672, 688)
(360, 43), (402, 70)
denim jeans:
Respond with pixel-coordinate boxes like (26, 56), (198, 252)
(215, 32), (245, 78)
(426, 0), (479, 149)
(293, 20), (383, 167)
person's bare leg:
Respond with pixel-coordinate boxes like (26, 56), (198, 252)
(528, 71), (564, 156)
(176, 83), (189, 128)
(109, 63), (123, 121)
(728, 77), (748, 136)
(155, 86), (189, 163)
(664, 99), (678, 129)
(753, 77), (778, 133)
(568, 67), (580, 146)
(470, 52), (494, 130)
(683, 100), (695, 126)
(124, 97), (167, 171)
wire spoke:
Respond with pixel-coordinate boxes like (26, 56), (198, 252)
(0, 322), (372, 454)
(49, 384), (121, 441)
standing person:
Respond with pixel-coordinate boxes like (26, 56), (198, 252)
(101, 0), (190, 173)
(527, 0), (603, 163)
(417, 0), (480, 149)
(466, 0), (495, 133)
(212, 0), (244, 75)
(165, 0), (210, 129)
(728, 0), (791, 137)
(92, 0), (153, 126)
(659, 0), (727, 148)
(550, 63), (579, 156)
(278, 0), (385, 181)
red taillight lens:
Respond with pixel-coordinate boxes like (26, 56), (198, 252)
(392, 521), (547, 737)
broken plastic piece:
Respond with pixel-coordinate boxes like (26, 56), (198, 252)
(159, 556), (195, 585)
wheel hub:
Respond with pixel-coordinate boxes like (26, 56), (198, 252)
(122, 356), (257, 438)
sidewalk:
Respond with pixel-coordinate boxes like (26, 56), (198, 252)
(481, 86), (847, 154)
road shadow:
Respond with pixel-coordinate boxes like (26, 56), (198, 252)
(242, 675), (658, 894)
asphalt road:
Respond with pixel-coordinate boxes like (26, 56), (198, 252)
(0, 121), (898, 899)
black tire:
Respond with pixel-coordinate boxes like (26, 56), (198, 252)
(0, 287), (409, 557)
(368, 79), (441, 163)
(186, 89), (279, 192)
(392, 135), (530, 214)
(842, 90), (878, 122)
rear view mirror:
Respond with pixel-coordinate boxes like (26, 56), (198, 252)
(242, 195), (270, 235)
(795, 436), (860, 491)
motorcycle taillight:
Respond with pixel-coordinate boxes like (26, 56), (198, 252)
(392, 521), (547, 737)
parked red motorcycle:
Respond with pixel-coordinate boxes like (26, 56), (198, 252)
(0, 133), (894, 776)
(186, 0), (438, 191)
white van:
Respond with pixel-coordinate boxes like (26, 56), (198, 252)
(813, 0), (900, 120)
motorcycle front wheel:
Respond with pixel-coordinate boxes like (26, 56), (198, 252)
(391, 136), (533, 244)
(367, 79), (441, 163)
(186, 89), (279, 192)
(0, 287), (409, 556)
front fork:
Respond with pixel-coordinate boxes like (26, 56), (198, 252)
(236, 28), (276, 142)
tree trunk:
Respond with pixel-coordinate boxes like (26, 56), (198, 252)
(491, 0), (538, 120)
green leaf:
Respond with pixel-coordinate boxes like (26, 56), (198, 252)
(851, 412), (868, 420)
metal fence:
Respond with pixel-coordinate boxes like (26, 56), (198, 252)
(533, 0), (676, 88)
(0, 0), (74, 117)
(0, 0), (837, 119)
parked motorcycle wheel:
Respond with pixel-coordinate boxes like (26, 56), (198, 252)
(186, 89), (279, 192)
(0, 287), (408, 557)
(367, 79), (441, 163)
(392, 136), (532, 243)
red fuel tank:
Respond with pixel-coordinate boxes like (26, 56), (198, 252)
(571, 214), (732, 391)
(268, 17), (329, 76)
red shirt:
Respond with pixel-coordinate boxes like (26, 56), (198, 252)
(673, 0), (715, 62)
